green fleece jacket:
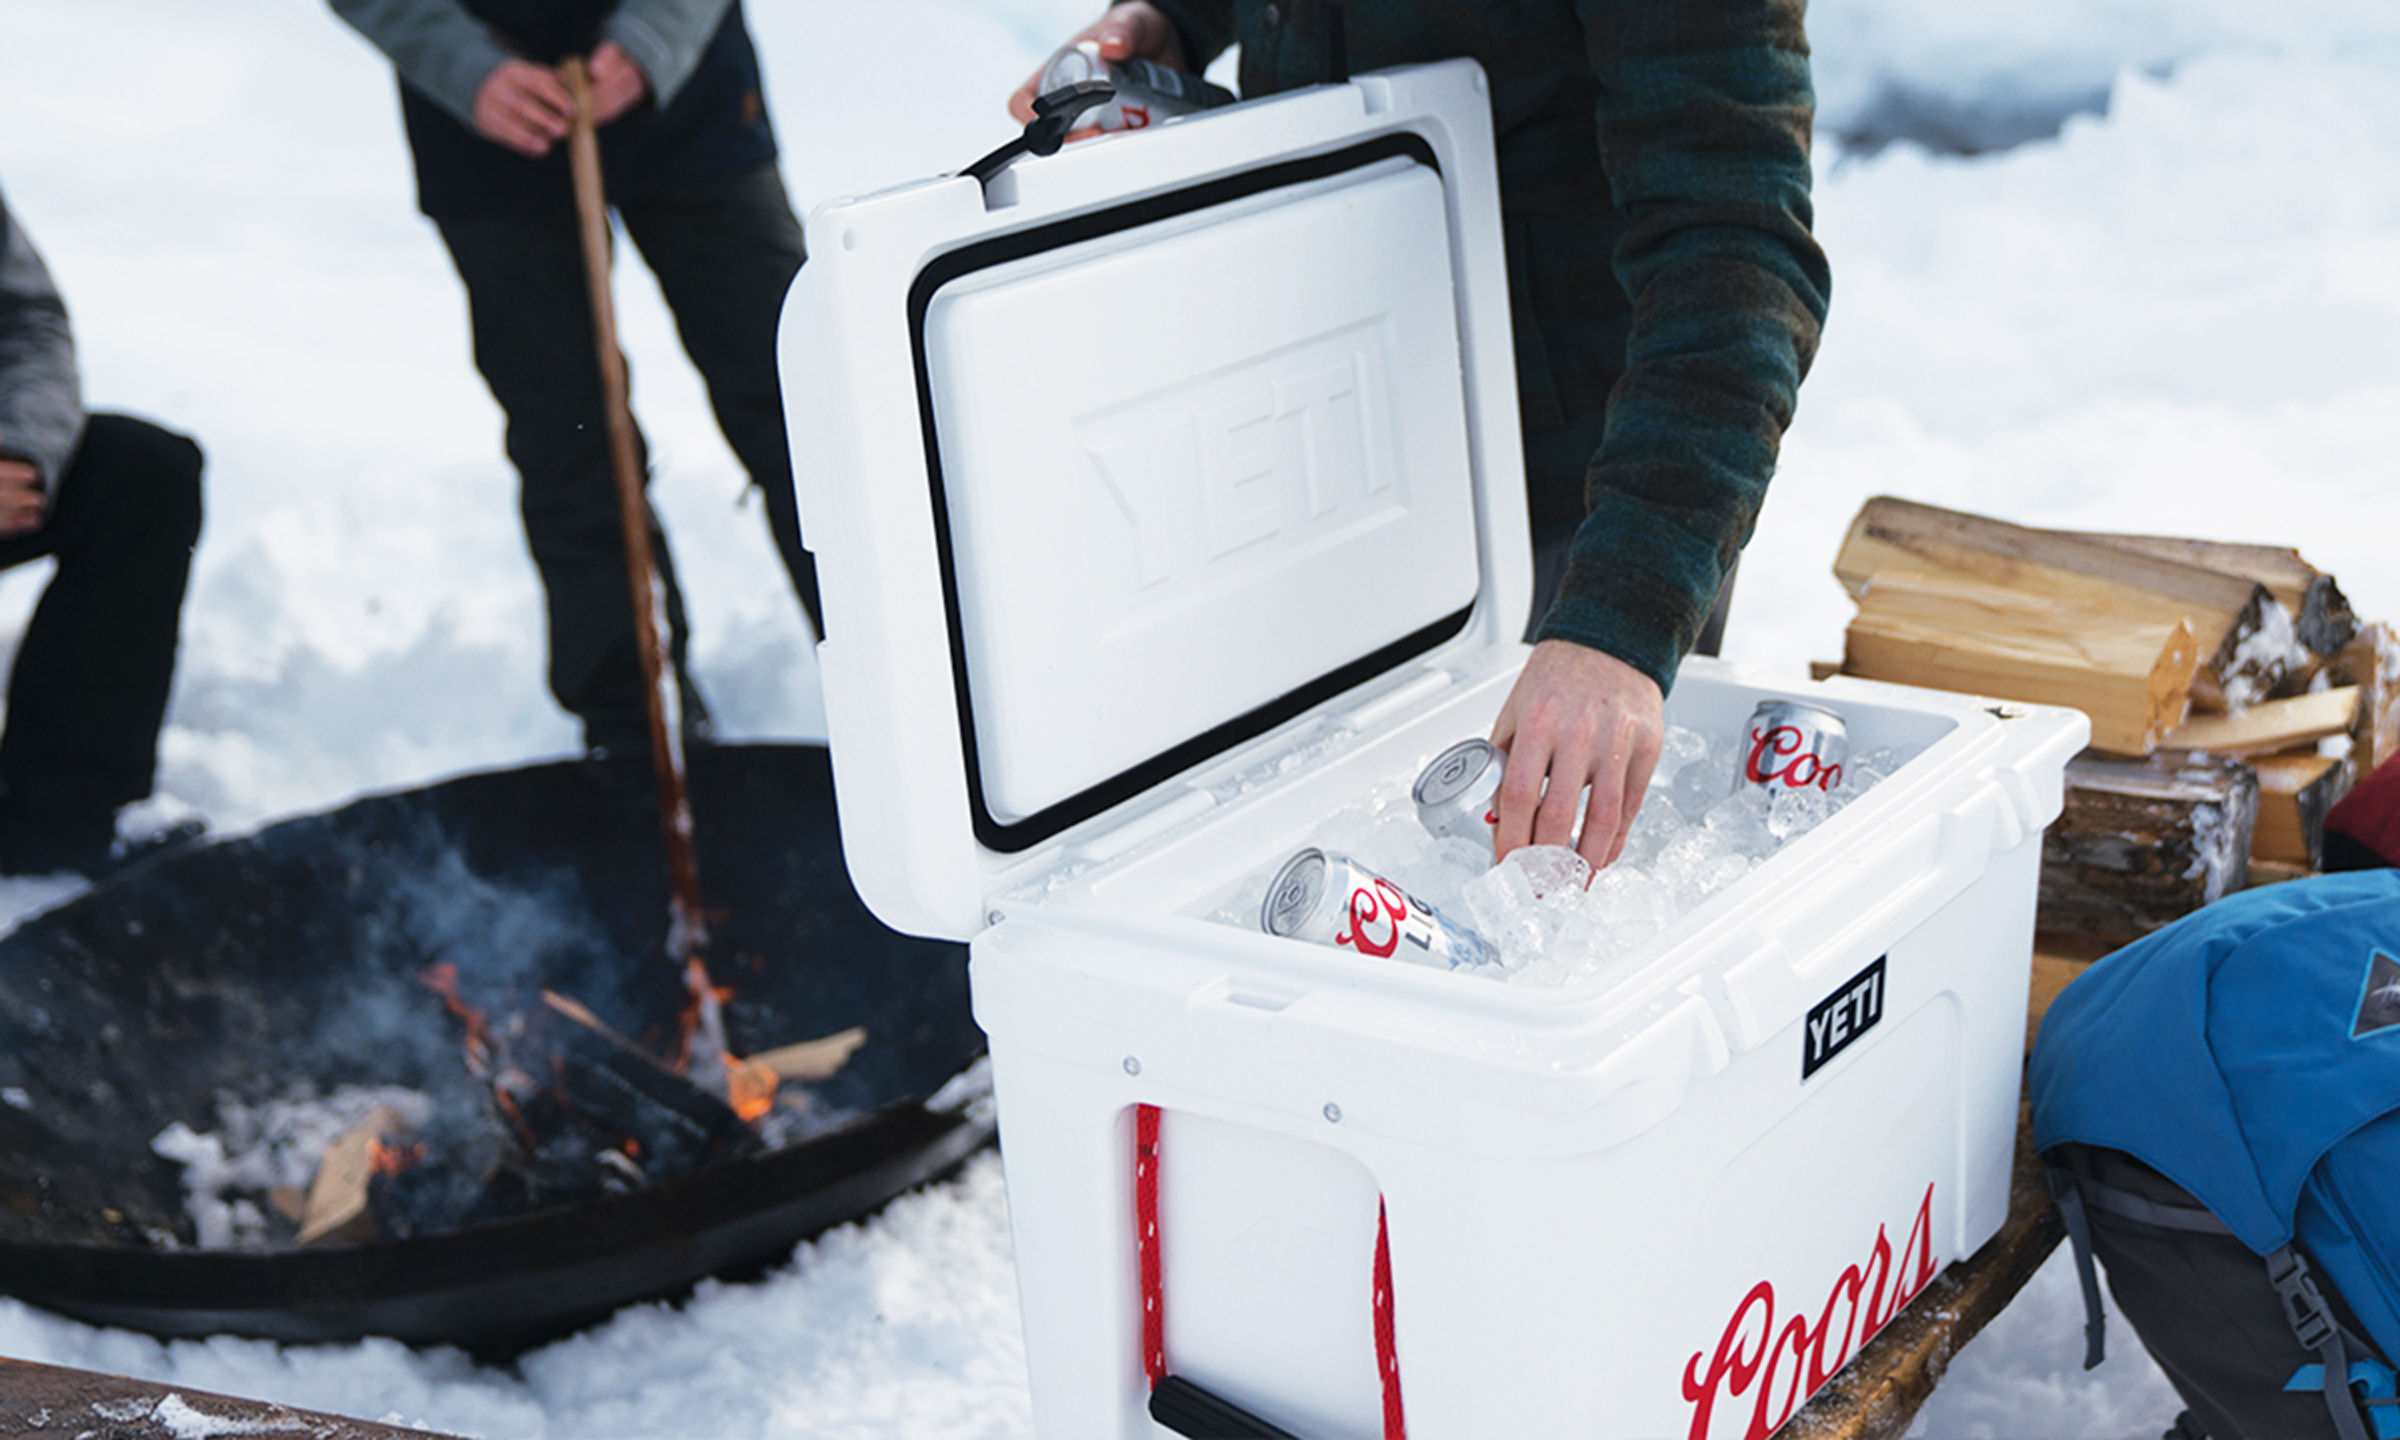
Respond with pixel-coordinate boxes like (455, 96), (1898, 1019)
(1141, 0), (1829, 694)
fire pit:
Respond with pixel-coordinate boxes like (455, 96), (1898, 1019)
(0, 743), (991, 1357)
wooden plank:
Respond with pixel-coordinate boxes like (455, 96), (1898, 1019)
(2161, 685), (2359, 756)
(2250, 751), (2353, 869)
(2037, 751), (2258, 952)
(1842, 569), (2199, 755)
(0, 1357), (467, 1439)
(754, 1026), (869, 1082)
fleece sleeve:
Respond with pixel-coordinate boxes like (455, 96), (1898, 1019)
(0, 190), (86, 499)
(327, 0), (518, 126)
(1539, 0), (1830, 695)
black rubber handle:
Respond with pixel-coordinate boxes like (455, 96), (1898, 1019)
(1148, 1374), (1308, 1440)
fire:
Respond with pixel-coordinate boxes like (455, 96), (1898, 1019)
(419, 962), (495, 1077)
(368, 1135), (425, 1177)
(676, 956), (781, 1121)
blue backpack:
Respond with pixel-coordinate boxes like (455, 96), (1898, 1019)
(2031, 869), (2400, 1440)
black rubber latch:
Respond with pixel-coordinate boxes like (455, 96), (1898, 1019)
(1148, 1374), (1308, 1440)
(961, 81), (1118, 188)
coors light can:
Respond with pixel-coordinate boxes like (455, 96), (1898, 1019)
(1261, 848), (1496, 971)
(1412, 738), (1505, 844)
(1738, 698), (1849, 798)
(1037, 41), (1235, 132)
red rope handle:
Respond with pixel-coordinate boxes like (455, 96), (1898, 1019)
(1131, 1102), (1407, 1439)
(1135, 1102), (1166, 1386)
(1374, 1199), (1407, 1439)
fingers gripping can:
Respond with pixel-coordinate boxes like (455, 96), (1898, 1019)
(1739, 698), (1849, 797)
(1037, 40), (1234, 132)
(1261, 848), (1497, 971)
(1413, 738), (1504, 844)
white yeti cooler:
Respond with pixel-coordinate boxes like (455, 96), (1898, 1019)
(780, 61), (2088, 1440)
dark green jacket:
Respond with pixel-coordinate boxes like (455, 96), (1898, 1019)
(1145, 0), (1829, 694)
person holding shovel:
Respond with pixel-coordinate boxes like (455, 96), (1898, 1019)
(1012, 1), (1829, 874)
(327, 0), (818, 758)
(0, 186), (205, 878)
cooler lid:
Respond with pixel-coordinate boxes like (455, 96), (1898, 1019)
(781, 61), (1530, 941)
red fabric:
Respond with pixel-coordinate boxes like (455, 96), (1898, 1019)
(2327, 749), (2400, 866)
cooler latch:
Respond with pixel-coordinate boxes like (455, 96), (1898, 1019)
(961, 81), (1117, 190)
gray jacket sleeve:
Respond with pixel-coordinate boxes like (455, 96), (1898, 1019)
(0, 187), (85, 496)
(602, 0), (737, 110)
(328, 0), (518, 126)
(328, 0), (737, 125)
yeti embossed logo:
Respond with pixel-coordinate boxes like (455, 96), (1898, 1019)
(1802, 956), (1885, 1080)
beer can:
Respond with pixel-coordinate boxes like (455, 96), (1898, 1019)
(1738, 698), (1849, 797)
(1413, 738), (1504, 844)
(1037, 41), (1235, 132)
(1261, 847), (1496, 971)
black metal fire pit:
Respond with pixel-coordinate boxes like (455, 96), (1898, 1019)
(0, 743), (992, 1357)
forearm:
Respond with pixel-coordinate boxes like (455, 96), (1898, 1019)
(603, 0), (736, 108)
(1544, 0), (1830, 694)
(327, 0), (515, 126)
(0, 202), (85, 493)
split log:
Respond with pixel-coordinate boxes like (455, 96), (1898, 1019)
(1835, 496), (2287, 712)
(754, 1026), (869, 1082)
(2037, 751), (2258, 953)
(299, 1105), (406, 1247)
(2332, 622), (2400, 771)
(2162, 686), (2359, 757)
(2249, 751), (2353, 870)
(2064, 532), (2358, 657)
(1842, 568), (2199, 755)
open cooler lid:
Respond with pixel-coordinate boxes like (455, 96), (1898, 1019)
(781, 60), (1530, 941)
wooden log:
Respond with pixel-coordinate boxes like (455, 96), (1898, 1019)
(1835, 496), (2286, 709)
(2161, 685), (2359, 757)
(1842, 568), (2199, 755)
(2064, 531), (2358, 656)
(2249, 750), (2353, 870)
(2037, 751), (2258, 953)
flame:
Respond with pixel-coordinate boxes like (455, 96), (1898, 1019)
(419, 962), (495, 1077)
(724, 1054), (780, 1123)
(369, 1134), (426, 1177)
(673, 957), (779, 1121)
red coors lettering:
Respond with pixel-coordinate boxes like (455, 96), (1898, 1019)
(1680, 1182), (1939, 1440)
(1738, 698), (1849, 799)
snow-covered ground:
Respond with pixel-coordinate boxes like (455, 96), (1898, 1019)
(2, 0), (2397, 1434)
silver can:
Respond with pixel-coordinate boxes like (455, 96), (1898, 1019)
(1261, 848), (1496, 971)
(1037, 41), (1235, 132)
(1413, 738), (1505, 844)
(1738, 698), (1849, 797)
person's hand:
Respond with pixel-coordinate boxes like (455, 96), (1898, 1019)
(472, 57), (576, 157)
(585, 41), (650, 126)
(0, 450), (48, 538)
(1007, 1), (1188, 125)
(1489, 639), (1666, 871)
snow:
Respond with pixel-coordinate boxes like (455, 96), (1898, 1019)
(3, 0), (2398, 1433)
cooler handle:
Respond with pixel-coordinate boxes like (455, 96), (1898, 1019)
(1149, 1374), (1308, 1440)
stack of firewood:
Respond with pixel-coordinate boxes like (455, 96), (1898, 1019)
(1820, 496), (2399, 953)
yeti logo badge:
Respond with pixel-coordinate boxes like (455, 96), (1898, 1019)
(2353, 949), (2400, 1041)
(1804, 956), (1887, 1080)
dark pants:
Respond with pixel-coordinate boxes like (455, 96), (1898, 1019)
(434, 163), (815, 749)
(0, 414), (203, 818)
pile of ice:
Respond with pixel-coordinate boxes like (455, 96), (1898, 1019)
(1222, 721), (1922, 989)
(150, 1084), (433, 1250)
